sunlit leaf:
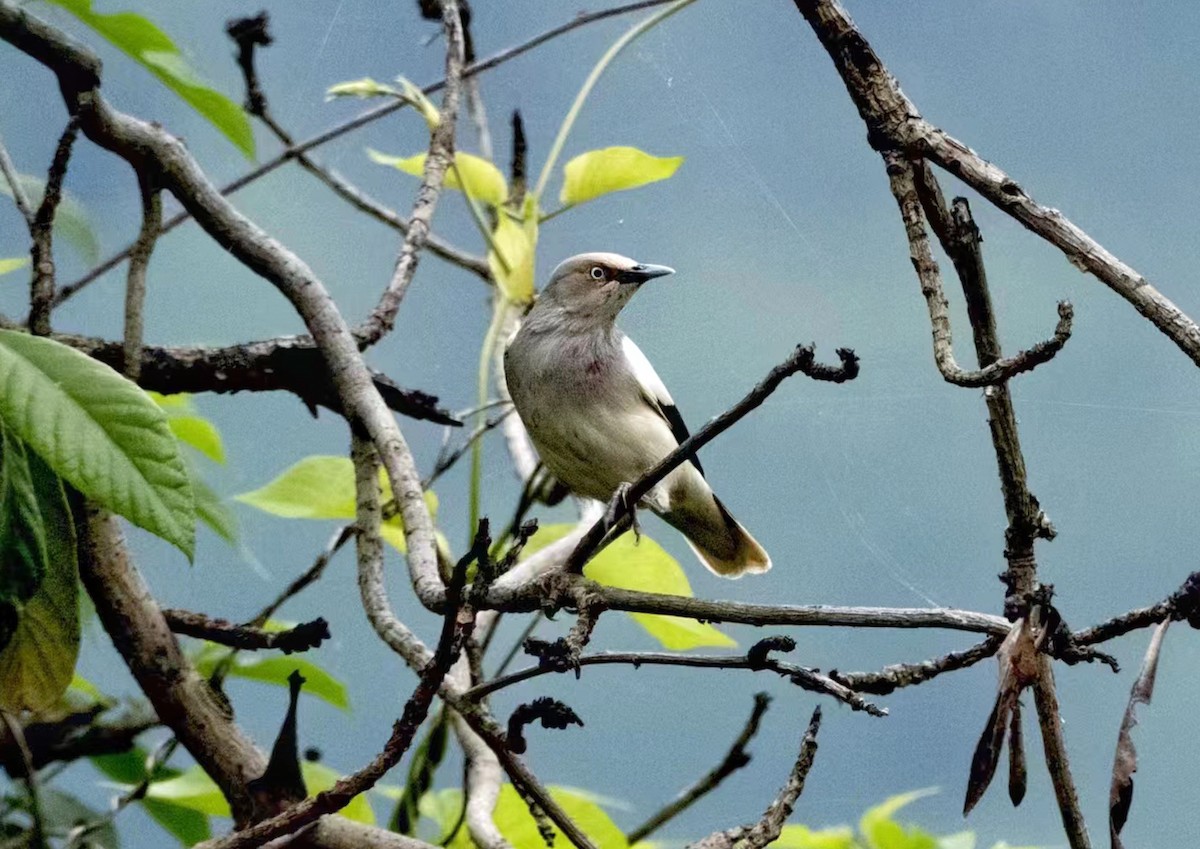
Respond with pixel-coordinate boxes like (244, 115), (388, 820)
(395, 76), (441, 131)
(0, 257), (29, 276)
(559, 146), (683, 207)
(69, 672), (108, 703)
(326, 77), (398, 100)
(0, 453), (78, 711)
(771, 825), (858, 849)
(92, 750), (211, 845)
(235, 455), (436, 553)
(440, 784), (626, 849)
(367, 149), (508, 207)
(148, 392), (226, 464)
(489, 210), (536, 304)
(141, 765), (231, 817)
(0, 174), (99, 265)
(193, 643), (349, 711)
(0, 330), (194, 559)
(303, 761), (375, 824)
(524, 524), (735, 650)
(937, 834), (976, 849)
(44, 0), (255, 157)
(860, 789), (939, 849)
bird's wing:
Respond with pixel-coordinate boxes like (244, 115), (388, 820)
(621, 334), (704, 476)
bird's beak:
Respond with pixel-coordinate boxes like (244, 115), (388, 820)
(617, 263), (675, 285)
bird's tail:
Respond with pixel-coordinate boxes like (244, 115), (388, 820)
(662, 493), (771, 578)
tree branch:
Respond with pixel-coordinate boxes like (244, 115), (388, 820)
(627, 693), (771, 844)
(162, 609), (330, 654)
(790, 0), (1200, 369)
(121, 175), (160, 379)
(689, 707), (822, 849)
(28, 115), (79, 337)
(830, 636), (1003, 695)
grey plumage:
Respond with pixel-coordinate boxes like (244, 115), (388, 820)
(503, 252), (770, 577)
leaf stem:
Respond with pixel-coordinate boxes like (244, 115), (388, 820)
(531, 0), (697, 202)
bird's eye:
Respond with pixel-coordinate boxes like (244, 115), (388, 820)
(589, 266), (606, 281)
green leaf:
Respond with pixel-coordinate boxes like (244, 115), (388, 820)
(937, 834), (976, 849)
(326, 77), (399, 100)
(193, 644), (349, 711)
(39, 788), (120, 848)
(524, 524), (736, 650)
(0, 452), (78, 711)
(0, 257), (29, 276)
(147, 392), (225, 464)
(303, 761), (375, 825)
(0, 426), (49, 608)
(367, 149), (508, 207)
(45, 0), (254, 158)
(559, 147), (683, 207)
(195, 477), (238, 543)
(69, 672), (109, 703)
(0, 174), (99, 265)
(395, 76), (442, 131)
(860, 789), (939, 849)
(489, 209), (536, 304)
(0, 330), (195, 559)
(141, 765), (231, 817)
(771, 825), (858, 849)
(92, 750), (211, 846)
(443, 784), (627, 849)
(236, 455), (436, 553)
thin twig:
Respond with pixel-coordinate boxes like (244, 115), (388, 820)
(122, 176), (160, 379)
(163, 609), (330, 653)
(627, 693), (772, 843)
(1, 712), (45, 849)
(688, 707), (822, 849)
(0, 135), (33, 222)
(225, 12), (489, 282)
(830, 636), (1003, 695)
(564, 343), (858, 572)
(28, 115), (79, 337)
(1032, 658), (1091, 848)
(424, 408), (514, 488)
(52, 0), (680, 306)
(1072, 571), (1200, 646)
(463, 647), (885, 716)
(355, 0), (466, 347)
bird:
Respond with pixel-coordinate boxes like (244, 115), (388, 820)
(503, 252), (771, 577)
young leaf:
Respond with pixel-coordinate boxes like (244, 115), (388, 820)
(771, 825), (858, 849)
(44, 0), (255, 158)
(303, 761), (375, 825)
(0, 257), (30, 276)
(395, 76), (442, 131)
(194, 477), (238, 544)
(0, 426), (49, 608)
(326, 77), (399, 100)
(489, 211), (536, 304)
(0, 452), (79, 711)
(443, 784), (627, 849)
(140, 765), (231, 817)
(560, 147), (683, 207)
(523, 524), (735, 650)
(193, 644), (349, 711)
(859, 788), (939, 849)
(0, 330), (195, 559)
(148, 392), (226, 464)
(367, 149), (508, 207)
(236, 455), (436, 553)
(92, 750), (211, 846)
(0, 174), (99, 265)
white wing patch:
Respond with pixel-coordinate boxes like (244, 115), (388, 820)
(622, 335), (674, 409)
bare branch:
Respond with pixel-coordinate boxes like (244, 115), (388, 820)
(1072, 571), (1200, 646)
(28, 115), (80, 337)
(0, 134), (34, 222)
(1, 711), (157, 776)
(564, 343), (859, 573)
(628, 693), (771, 844)
(1, 711), (45, 847)
(688, 707), (822, 849)
(122, 176), (160, 379)
(831, 635), (1003, 695)
(1032, 658), (1091, 849)
(790, 0), (1200, 368)
(163, 609), (330, 654)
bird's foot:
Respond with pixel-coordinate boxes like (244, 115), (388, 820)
(606, 482), (641, 542)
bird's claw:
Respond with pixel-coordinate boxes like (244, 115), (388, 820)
(606, 482), (641, 541)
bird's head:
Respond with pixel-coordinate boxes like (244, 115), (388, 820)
(538, 252), (674, 324)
